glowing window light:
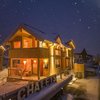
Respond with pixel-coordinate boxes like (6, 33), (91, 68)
(39, 41), (43, 47)
(23, 60), (27, 65)
(42, 42), (47, 48)
(44, 59), (48, 63)
(33, 60), (37, 63)
(14, 41), (21, 48)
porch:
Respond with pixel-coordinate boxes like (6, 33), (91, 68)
(8, 57), (50, 81)
(8, 68), (48, 81)
(8, 67), (71, 81)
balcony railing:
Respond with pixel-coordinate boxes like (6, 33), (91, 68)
(8, 68), (22, 78)
(9, 48), (49, 58)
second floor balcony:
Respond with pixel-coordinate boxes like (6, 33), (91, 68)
(9, 48), (49, 58)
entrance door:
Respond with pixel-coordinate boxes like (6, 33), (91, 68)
(31, 59), (38, 75)
(40, 59), (43, 76)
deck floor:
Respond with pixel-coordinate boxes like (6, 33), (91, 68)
(22, 76), (46, 81)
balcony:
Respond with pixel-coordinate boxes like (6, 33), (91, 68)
(9, 48), (49, 58)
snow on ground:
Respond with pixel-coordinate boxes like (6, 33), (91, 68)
(69, 76), (99, 100)
(0, 69), (28, 96)
(0, 69), (98, 100)
(0, 69), (29, 96)
(0, 69), (8, 85)
(0, 81), (28, 95)
(85, 77), (99, 100)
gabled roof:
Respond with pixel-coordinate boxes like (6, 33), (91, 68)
(3, 24), (57, 45)
(2, 24), (74, 49)
(81, 48), (87, 55)
(75, 48), (93, 57)
(22, 24), (58, 43)
(66, 40), (76, 49)
(55, 35), (62, 44)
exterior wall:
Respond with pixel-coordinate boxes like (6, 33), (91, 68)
(49, 45), (62, 75)
(49, 45), (72, 75)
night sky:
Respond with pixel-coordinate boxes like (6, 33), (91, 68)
(0, 0), (100, 55)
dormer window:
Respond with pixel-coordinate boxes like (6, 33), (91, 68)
(14, 41), (21, 48)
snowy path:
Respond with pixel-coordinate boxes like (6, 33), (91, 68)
(73, 77), (99, 100)
(85, 77), (99, 100)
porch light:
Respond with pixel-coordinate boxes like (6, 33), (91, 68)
(34, 60), (37, 63)
(44, 59), (48, 63)
(54, 43), (56, 46)
(23, 60), (27, 65)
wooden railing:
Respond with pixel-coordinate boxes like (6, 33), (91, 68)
(9, 48), (49, 58)
(8, 68), (22, 79)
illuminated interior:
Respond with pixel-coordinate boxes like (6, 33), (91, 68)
(14, 41), (21, 48)
(11, 58), (49, 76)
(55, 49), (61, 55)
(23, 37), (33, 48)
(42, 42), (48, 48)
(55, 59), (61, 68)
(39, 41), (48, 48)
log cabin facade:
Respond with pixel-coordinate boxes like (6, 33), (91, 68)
(4, 24), (75, 80)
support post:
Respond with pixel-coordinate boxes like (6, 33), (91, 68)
(38, 58), (40, 80)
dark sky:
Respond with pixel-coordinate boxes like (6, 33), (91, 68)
(0, 0), (100, 55)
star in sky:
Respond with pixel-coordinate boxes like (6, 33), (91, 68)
(0, 0), (100, 54)
(79, 18), (82, 22)
(87, 26), (91, 30)
(74, 2), (78, 5)
(18, 0), (22, 4)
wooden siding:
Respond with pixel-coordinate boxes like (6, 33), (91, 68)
(9, 48), (49, 58)
(61, 51), (66, 57)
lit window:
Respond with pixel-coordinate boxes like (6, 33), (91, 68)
(55, 50), (61, 55)
(55, 59), (61, 68)
(14, 41), (21, 48)
(39, 41), (48, 48)
(34, 39), (37, 47)
(23, 37), (32, 48)
(39, 41), (43, 47)
(42, 42), (48, 48)
(43, 59), (48, 69)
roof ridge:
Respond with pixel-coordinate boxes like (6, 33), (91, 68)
(23, 24), (46, 35)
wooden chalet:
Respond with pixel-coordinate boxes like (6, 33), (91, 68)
(3, 24), (76, 80)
